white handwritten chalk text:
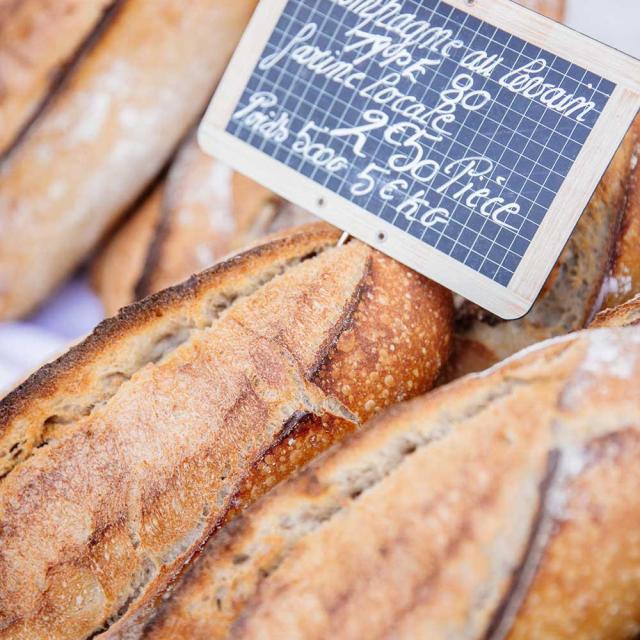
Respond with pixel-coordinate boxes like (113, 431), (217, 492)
(235, 0), (600, 234)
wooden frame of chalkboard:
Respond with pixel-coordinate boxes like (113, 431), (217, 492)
(199, 0), (640, 319)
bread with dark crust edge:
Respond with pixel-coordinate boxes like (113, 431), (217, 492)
(0, 223), (336, 478)
(0, 222), (453, 639)
(0, 0), (258, 319)
(143, 324), (640, 640)
(134, 137), (280, 300)
(592, 293), (640, 328)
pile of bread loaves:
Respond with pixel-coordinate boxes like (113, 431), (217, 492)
(0, 1), (639, 638)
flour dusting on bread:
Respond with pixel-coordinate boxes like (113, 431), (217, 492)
(581, 329), (640, 379)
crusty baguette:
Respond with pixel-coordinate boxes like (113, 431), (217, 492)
(142, 324), (640, 640)
(94, 135), (314, 315)
(0, 0), (113, 155)
(591, 293), (640, 328)
(0, 223), (453, 639)
(444, 116), (639, 381)
(0, 0), (258, 320)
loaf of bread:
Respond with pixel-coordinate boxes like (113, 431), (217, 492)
(93, 135), (314, 315)
(0, 223), (453, 639)
(0, 0), (113, 155)
(0, 0), (258, 320)
(139, 322), (640, 640)
(444, 115), (640, 381)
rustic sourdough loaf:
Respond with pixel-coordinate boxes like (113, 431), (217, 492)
(445, 115), (640, 381)
(141, 324), (640, 640)
(0, 0), (258, 319)
(0, 223), (453, 639)
(93, 135), (314, 315)
(0, 0), (113, 155)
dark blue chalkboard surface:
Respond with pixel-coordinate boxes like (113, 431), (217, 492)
(200, 0), (640, 318)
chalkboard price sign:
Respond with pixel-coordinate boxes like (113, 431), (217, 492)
(200, 0), (640, 318)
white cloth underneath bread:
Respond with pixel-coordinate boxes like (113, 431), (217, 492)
(0, 276), (103, 394)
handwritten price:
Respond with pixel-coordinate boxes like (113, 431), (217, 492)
(233, 1), (600, 237)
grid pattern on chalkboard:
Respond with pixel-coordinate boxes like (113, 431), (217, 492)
(226, 0), (614, 286)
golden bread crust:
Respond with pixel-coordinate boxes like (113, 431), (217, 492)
(603, 115), (640, 309)
(0, 224), (453, 639)
(135, 138), (295, 298)
(592, 294), (640, 329)
(0, 224), (339, 477)
(150, 326), (640, 640)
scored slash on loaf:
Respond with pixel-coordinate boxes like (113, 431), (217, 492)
(0, 0), (114, 156)
(1, 0), (640, 638)
(0, 0), (259, 319)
